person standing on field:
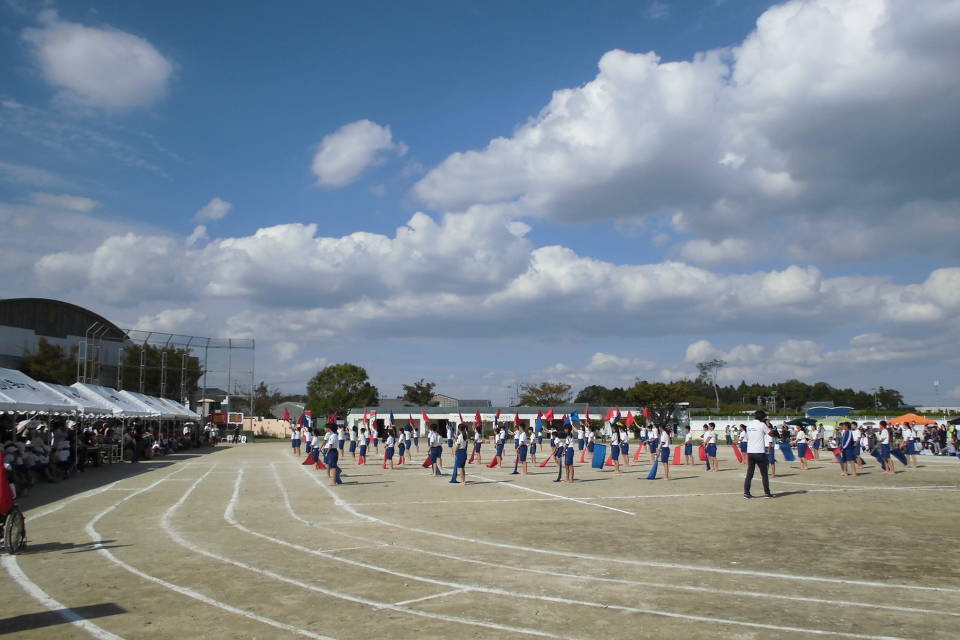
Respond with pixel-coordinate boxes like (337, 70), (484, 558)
(744, 410), (774, 499)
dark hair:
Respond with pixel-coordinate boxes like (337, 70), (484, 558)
(753, 409), (767, 421)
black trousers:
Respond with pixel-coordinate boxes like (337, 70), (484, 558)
(744, 452), (770, 495)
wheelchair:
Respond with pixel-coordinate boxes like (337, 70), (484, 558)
(1, 503), (26, 554)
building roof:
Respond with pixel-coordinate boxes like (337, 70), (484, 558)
(0, 298), (127, 342)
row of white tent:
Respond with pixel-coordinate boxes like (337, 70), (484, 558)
(0, 367), (200, 420)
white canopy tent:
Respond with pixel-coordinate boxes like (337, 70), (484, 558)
(38, 382), (118, 417)
(155, 397), (200, 420)
(0, 367), (78, 414)
(119, 391), (174, 420)
(72, 383), (153, 418)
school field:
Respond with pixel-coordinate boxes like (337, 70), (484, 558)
(3, 441), (959, 639)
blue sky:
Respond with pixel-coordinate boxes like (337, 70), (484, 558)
(1, 0), (958, 405)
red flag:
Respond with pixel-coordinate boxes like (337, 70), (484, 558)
(732, 444), (745, 463)
(585, 408), (591, 422)
(282, 408), (290, 422)
(804, 446), (815, 461)
(495, 409), (501, 420)
(362, 410), (369, 425)
(604, 407), (615, 421)
(474, 411), (482, 427)
(408, 414), (414, 426)
(513, 412), (521, 426)
(625, 411), (635, 427)
(302, 452), (316, 465)
(544, 408), (554, 421)
(642, 407), (650, 420)
(0, 451), (14, 515)
(458, 412), (465, 425)
(421, 411), (430, 424)
(326, 413), (336, 425)
(536, 411), (543, 419)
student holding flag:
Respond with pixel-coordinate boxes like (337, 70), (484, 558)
(516, 425), (530, 475)
(290, 423), (301, 456)
(576, 421), (586, 461)
(357, 428), (368, 465)
(655, 425), (671, 480)
(384, 429), (396, 470)
(471, 424), (483, 464)
(618, 423), (631, 468)
(563, 426), (576, 482)
(793, 426), (809, 471)
(322, 424), (343, 486)
(705, 424), (719, 472)
(428, 425), (444, 476)
(410, 415), (420, 452)
(450, 424), (469, 485)
(609, 424), (622, 474)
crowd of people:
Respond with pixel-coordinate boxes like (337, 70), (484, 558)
(1, 417), (217, 500)
(289, 414), (959, 493)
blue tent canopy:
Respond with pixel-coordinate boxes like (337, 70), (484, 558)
(805, 406), (854, 418)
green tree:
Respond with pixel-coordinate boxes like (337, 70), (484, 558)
(628, 380), (689, 425)
(21, 338), (77, 385)
(695, 359), (726, 410)
(517, 381), (572, 406)
(119, 344), (204, 398)
(306, 363), (379, 417)
(573, 384), (629, 405)
(402, 378), (438, 406)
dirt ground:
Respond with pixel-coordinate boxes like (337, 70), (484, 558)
(2, 440), (958, 639)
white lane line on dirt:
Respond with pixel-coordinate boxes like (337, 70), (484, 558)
(294, 467), (911, 640)
(270, 466), (959, 619)
(28, 481), (122, 520)
(298, 459), (960, 595)
(394, 589), (468, 607)
(219, 468), (562, 639)
(466, 472), (636, 515)
(774, 481), (959, 491)
(1, 555), (126, 640)
(86, 465), (332, 640)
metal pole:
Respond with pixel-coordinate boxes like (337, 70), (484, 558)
(117, 344), (124, 390)
(160, 349), (168, 398)
(250, 339), (255, 420)
(201, 339), (210, 420)
(226, 339), (232, 412)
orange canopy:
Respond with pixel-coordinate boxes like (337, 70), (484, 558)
(889, 413), (937, 425)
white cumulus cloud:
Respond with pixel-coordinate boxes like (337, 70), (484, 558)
(311, 120), (405, 187)
(413, 0), (960, 259)
(194, 197), (232, 222)
(23, 11), (174, 109)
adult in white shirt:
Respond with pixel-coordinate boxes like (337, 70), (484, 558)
(743, 410), (774, 499)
